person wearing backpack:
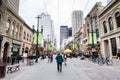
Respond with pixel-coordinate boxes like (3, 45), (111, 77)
(55, 52), (63, 72)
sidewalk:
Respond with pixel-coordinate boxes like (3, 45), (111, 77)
(1, 59), (41, 80)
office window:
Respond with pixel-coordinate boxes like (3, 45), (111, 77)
(115, 12), (120, 28)
(103, 21), (107, 33)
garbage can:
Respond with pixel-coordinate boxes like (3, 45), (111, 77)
(0, 63), (6, 78)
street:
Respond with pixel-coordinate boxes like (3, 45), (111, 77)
(1, 56), (120, 80)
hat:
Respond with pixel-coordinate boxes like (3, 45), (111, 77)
(57, 52), (60, 54)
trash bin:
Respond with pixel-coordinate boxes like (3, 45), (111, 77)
(0, 63), (6, 78)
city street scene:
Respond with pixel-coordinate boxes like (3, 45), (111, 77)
(0, 0), (120, 80)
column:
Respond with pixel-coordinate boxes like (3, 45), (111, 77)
(116, 36), (120, 48)
(101, 40), (106, 58)
(113, 17), (117, 31)
(108, 39), (112, 59)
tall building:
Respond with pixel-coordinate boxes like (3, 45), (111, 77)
(6, 0), (19, 13)
(39, 13), (54, 42)
(72, 10), (83, 36)
(60, 26), (68, 49)
(107, 0), (111, 3)
(68, 27), (72, 37)
(39, 13), (54, 50)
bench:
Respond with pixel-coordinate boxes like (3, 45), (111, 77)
(7, 64), (20, 73)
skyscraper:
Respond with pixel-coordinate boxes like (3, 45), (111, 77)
(72, 10), (83, 36)
(107, 0), (111, 3)
(6, 0), (19, 13)
(39, 13), (54, 42)
(60, 26), (68, 48)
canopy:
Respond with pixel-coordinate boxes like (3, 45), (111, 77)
(64, 49), (72, 53)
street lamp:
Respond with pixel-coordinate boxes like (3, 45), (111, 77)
(88, 15), (94, 48)
(35, 15), (41, 63)
(47, 34), (49, 52)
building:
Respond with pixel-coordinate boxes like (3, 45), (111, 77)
(39, 13), (54, 42)
(0, 0), (33, 60)
(99, 0), (120, 58)
(39, 13), (54, 50)
(60, 26), (68, 49)
(72, 10), (83, 36)
(68, 27), (72, 37)
(85, 2), (104, 48)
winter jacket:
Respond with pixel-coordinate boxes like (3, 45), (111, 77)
(56, 54), (63, 63)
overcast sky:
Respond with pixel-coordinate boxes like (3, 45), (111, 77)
(19, 0), (107, 50)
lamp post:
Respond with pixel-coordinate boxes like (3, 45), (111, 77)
(47, 34), (49, 52)
(35, 15), (41, 63)
(88, 15), (94, 48)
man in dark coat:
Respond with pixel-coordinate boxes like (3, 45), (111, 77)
(55, 52), (63, 72)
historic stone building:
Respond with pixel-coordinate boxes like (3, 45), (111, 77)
(99, 0), (120, 58)
(0, 0), (33, 60)
(85, 2), (104, 48)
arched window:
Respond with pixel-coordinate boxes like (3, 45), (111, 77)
(24, 31), (26, 39)
(115, 12), (120, 28)
(11, 22), (15, 35)
(27, 33), (29, 41)
(108, 17), (114, 31)
(103, 21), (107, 33)
(6, 19), (10, 33)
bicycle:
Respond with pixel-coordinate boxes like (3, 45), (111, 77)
(98, 57), (113, 66)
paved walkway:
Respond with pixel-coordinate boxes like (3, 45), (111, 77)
(1, 56), (120, 80)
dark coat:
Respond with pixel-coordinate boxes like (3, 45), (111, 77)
(56, 54), (63, 63)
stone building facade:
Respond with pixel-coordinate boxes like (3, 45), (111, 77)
(99, 0), (120, 58)
(0, 0), (33, 60)
(85, 2), (104, 47)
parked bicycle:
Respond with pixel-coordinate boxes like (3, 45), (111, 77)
(98, 57), (113, 66)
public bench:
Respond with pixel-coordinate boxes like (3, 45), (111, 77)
(7, 64), (20, 73)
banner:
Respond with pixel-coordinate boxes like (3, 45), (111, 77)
(88, 32), (97, 44)
(33, 32), (42, 44)
(46, 42), (52, 50)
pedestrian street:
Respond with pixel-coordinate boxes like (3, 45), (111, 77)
(2, 57), (120, 80)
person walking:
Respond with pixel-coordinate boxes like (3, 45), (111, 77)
(116, 48), (120, 60)
(55, 52), (63, 72)
(63, 54), (67, 65)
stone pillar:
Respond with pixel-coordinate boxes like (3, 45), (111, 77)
(106, 21), (110, 33)
(116, 36), (120, 48)
(101, 40), (106, 58)
(108, 39), (112, 59)
(112, 17), (117, 31)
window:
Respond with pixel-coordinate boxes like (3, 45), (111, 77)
(27, 33), (29, 41)
(103, 21), (107, 33)
(108, 17), (114, 31)
(95, 16), (98, 24)
(12, 22), (15, 35)
(24, 31), (26, 39)
(6, 20), (10, 33)
(96, 29), (99, 38)
(0, 0), (2, 5)
(115, 12), (120, 28)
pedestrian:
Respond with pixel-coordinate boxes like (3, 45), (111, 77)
(55, 52), (63, 72)
(116, 48), (120, 60)
(63, 54), (67, 65)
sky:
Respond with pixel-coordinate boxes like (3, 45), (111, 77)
(19, 0), (107, 50)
